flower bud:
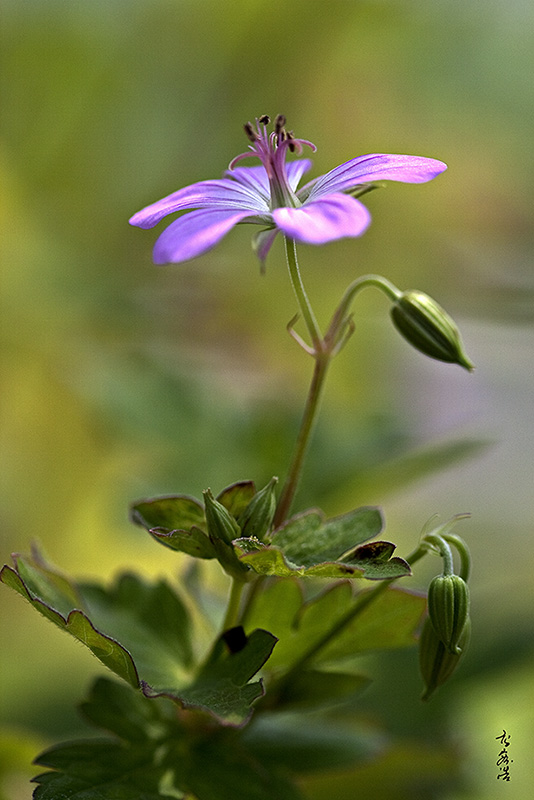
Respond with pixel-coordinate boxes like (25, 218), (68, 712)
(203, 489), (241, 545)
(428, 574), (470, 655)
(419, 615), (470, 701)
(390, 290), (474, 371)
(238, 477), (278, 540)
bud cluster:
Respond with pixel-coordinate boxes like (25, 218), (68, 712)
(203, 479), (278, 581)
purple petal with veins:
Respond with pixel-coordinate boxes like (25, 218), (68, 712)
(305, 154), (447, 202)
(130, 179), (268, 229)
(153, 208), (253, 264)
(272, 194), (371, 245)
(130, 116), (447, 264)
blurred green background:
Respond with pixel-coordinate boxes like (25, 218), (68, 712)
(1, 0), (533, 797)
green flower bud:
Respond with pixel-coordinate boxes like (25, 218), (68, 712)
(390, 290), (474, 371)
(203, 489), (241, 545)
(419, 615), (470, 701)
(238, 477), (278, 540)
(203, 489), (250, 580)
(428, 574), (470, 655)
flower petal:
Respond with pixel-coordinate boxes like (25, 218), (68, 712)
(286, 159), (313, 191)
(129, 179), (268, 229)
(272, 193), (371, 245)
(306, 154), (447, 201)
(226, 158), (313, 200)
(225, 165), (270, 201)
(152, 209), (254, 264)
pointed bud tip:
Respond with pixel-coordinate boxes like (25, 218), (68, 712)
(391, 290), (474, 371)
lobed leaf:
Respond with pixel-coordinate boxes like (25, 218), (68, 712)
(32, 740), (165, 799)
(0, 559), (139, 688)
(145, 627), (278, 726)
(234, 505), (409, 580)
(130, 494), (216, 559)
(246, 579), (426, 671)
(271, 506), (384, 566)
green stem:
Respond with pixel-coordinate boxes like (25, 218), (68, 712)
(424, 534), (454, 576)
(325, 274), (401, 346)
(442, 534), (471, 582)
(222, 578), (246, 631)
(284, 236), (323, 350)
(273, 352), (330, 528)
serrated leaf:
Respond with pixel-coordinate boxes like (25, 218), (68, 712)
(148, 525), (216, 558)
(235, 506), (404, 581)
(216, 480), (256, 517)
(144, 627), (278, 726)
(272, 506), (384, 566)
(32, 740), (165, 799)
(0, 561), (139, 687)
(78, 573), (194, 684)
(236, 539), (409, 580)
(246, 580), (425, 671)
(2, 551), (274, 726)
(131, 495), (215, 559)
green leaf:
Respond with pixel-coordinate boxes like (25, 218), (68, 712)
(79, 678), (172, 744)
(186, 733), (302, 800)
(32, 740), (166, 799)
(148, 526), (216, 558)
(241, 711), (385, 773)
(130, 495), (216, 559)
(131, 494), (206, 531)
(35, 676), (301, 800)
(78, 573), (194, 685)
(2, 551), (274, 726)
(148, 627), (278, 726)
(0, 559), (139, 688)
(302, 586), (427, 664)
(272, 506), (384, 566)
(235, 506), (408, 580)
(275, 669), (371, 710)
(216, 480), (256, 517)
(246, 580), (425, 671)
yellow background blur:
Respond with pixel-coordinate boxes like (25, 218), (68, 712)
(1, 1), (533, 797)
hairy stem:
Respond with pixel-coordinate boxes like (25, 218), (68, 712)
(284, 236), (323, 350)
(273, 352), (330, 527)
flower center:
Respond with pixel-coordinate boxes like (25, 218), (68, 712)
(229, 114), (316, 210)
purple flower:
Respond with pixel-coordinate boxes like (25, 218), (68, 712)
(129, 114), (447, 266)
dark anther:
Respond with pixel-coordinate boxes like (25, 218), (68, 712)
(287, 131), (296, 152)
(222, 625), (248, 654)
(258, 114), (271, 125)
(244, 122), (257, 142)
(274, 114), (286, 133)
